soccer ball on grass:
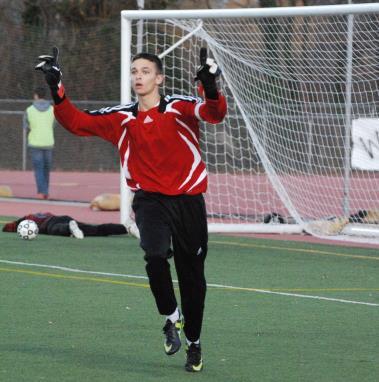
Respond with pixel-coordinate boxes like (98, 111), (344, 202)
(17, 220), (39, 240)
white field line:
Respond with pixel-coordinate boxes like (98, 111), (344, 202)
(208, 282), (379, 307)
(1, 259), (378, 307)
(0, 197), (89, 207)
(0, 259), (148, 280)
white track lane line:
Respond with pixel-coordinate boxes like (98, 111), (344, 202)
(0, 259), (378, 307)
(0, 197), (89, 207)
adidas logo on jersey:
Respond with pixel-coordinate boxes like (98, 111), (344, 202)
(143, 115), (153, 123)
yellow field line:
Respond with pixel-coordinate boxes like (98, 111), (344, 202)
(210, 240), (379, 261)
(1, 266), (378, 293)
(0, 267), (150, 289)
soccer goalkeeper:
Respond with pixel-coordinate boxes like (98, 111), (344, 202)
(35, 47), (227, 372)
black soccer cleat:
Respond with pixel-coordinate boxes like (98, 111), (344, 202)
(163, 315), (183, 355)
(185, 343), (203, 372)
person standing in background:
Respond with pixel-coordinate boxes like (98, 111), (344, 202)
(23, 87), (55, 199)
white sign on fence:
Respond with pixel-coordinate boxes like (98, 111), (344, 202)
(351, 118), (379, 171)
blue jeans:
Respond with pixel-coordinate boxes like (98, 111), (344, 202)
(29, 147), (53, 195)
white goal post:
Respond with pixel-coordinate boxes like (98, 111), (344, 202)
(120, 4), (379, 243)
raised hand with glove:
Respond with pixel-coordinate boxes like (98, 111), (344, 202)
(35, 46), (65, 104)
(194, 47), (222, 100)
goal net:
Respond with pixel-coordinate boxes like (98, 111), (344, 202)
(121, 4), (379, 243)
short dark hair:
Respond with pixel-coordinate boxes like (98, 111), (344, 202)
(132, 52), (163, 74)
(34, 86), (46, 98)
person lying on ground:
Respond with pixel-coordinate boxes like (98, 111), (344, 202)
(2, 212), (137, 239)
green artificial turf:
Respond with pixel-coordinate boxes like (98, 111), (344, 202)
(1, 216), (378, 381)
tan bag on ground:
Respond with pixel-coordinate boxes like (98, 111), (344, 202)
(90, 193), (120, 211)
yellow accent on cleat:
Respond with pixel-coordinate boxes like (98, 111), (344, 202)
(191, 360), (203, 372)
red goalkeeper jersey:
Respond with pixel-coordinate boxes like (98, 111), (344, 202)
(54, 94), (227, 195)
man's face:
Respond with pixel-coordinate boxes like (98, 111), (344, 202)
(131, 58), (163, 97)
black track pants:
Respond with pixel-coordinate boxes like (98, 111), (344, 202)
(44, 216), (127, 236)
(132, 190), (208, 342)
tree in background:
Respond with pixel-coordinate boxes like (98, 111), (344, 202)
(0, 0), (377, 99)
(0, 0), (176, 99)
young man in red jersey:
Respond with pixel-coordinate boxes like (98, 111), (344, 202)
(35, 47), (226, 372)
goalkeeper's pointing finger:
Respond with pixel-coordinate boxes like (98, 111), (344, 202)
(199, 47), (207, 66)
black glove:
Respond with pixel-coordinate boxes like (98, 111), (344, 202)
(195, 47), (221, 100)
(35, 46), (65, 104)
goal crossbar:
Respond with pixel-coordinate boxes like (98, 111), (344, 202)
(121, 3), (379, 20)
